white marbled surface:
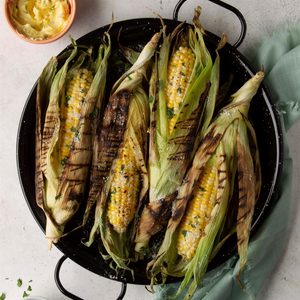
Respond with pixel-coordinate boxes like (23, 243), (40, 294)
(0, 0), (300, 299)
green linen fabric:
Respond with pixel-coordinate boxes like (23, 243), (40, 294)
(154, 22), (300, 300)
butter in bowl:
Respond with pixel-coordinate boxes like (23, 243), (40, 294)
(4, 0), (76, 44)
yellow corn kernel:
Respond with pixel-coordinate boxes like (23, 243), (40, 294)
(107, 141), (140, 233)
(60, 68), (93, 165)
(177, 165), (218, 260)
(166, 46), (195, 134)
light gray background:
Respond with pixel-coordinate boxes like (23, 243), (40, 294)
(0, 0), (299, 299)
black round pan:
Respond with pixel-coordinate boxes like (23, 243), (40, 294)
(16, 0), (283, 298)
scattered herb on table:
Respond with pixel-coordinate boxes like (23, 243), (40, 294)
(0, 293), (6, 300)
(17, 278), (22, 287)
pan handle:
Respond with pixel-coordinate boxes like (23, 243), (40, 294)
(54, 255), (127, 300)
(173, 0), (247, 48)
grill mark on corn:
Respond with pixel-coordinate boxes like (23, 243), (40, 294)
(68, 191), (84, 202)
(86, 89), (131, 212)
(169, 135), (195, 145)
(65, 178), (85, 183)
(237, 209), (251, 223)
(64, 162), (90, 170)
(218, 176), (227, 184)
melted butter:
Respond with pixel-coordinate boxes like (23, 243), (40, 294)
(9, 0), (70, 40)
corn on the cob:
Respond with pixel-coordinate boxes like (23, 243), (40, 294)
(147, 72), (264, 300)
(36, 35), (111, 247)
(107, 140), (140, 233)
(85, 33), (160, 274)
(177, 165), (218, 260)
(60, 68), (93, 164)
(135, 8), (216, 255)
(166, 46), (195, 134)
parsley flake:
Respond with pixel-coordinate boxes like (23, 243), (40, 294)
(17, 278), (22, 287)
(0, 293), (6, 300)
(22, 291), (29, 298)
(166, 107), (175, 119)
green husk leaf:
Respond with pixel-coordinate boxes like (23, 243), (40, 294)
(199, 33), (227, 138)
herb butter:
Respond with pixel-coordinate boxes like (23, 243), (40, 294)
(8, 0), (70, 40)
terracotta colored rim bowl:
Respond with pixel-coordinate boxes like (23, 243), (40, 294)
(4, 0), (76, 44)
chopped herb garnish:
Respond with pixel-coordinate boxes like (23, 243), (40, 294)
(70, 126), (77, 132)
(65, 95), (71, 106)
(61, 157), (68, 166)
(89, 108), (99, 120)
(17, 278), (22, 287)
(182, 230), (188, 238)
(177, 87), (182, 94)
(166, 107), (175, 119)
(149, 95), (154, 103)
(55, 194), (61, 200)
(0, 293), (6, 300)
(22, 291), (29, 298)
(27, 285), (32, 292)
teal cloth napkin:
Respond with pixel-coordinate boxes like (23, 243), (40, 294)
(154, 22), (300, 300)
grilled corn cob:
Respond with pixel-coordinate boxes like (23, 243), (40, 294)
(85, 33), (160, 273)
(177, 164), (218, 260)
(166, 46), (195, 133)
(35, 35), (111, 247)
(107, 140), (140, 233)
(135, 8), (217, 255)
(60, 68), (93, 165)
(148, 72), (264, 300)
